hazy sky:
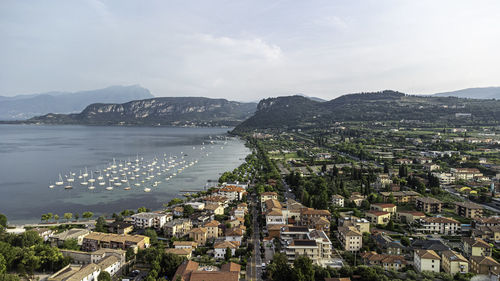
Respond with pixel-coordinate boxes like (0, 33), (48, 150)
(1, 0), (500, 101)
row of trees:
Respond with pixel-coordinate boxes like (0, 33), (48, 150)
(40, 211), (94, 223)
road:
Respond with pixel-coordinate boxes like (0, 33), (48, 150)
(247, 193), (262, 281)
(443, 186), (500, 214)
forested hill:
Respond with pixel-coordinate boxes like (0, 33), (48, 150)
(28, 97), (257, 127)
(233, 90), (500, 133)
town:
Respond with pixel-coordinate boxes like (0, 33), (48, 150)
(1, 121), (500, 281)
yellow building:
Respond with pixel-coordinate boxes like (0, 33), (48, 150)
(203, 220), (220, 239)
(462, 237), (492, 257)
(441, 250), (469, 274)
(370, 203), (397, 216)
(365, 211), (391, 225)
(414, 250), (441, 273)
(188, 228), (207, 245)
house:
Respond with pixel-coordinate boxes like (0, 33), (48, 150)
(472, 225), (500, 242)
(395, 159), (412, 165)
(360, 252), (407, 271)
(107, 222), (134, 235)
(423, 163), (440, 172)
(225, 227), (244, 244)
(203, 195), (229, 208)
(173, 207), (184, 217)
(260, 192), (278, 203)
(50, 229), (90, 247)
(300, 208), (331, 234)
(462, 237), (492, 257)
(414, 249), (441, 273)
(81, 232), (150, 252)
(280, 226), (310, 246)
(473, 216), (500, 228)
(411, 239), (450, 254)
(418, 217), (461, 235)
(338, 216), (370, 234)
(173, 260), (240, 281)
(349, 194), (365, 207)
(173, 241), (198, 250)
(262, 199), (282, 213)
(217, 185), (246, 201)
(32, 228), (54, 242)
(131, 212), (168, 229)
(165, 248), (192, 259)
(213, 241), (238, 259)
(380, 191), (420, 204)
(325, 278), (351, 281)
(48, 255), (122, 281)
(284, 230), (332, 267)
(337, 226), (362, 252)
(331, 194), (345, 207)
(377, 174), (393, 188)
(415, 197), (442, 214)
(188, 228), (207, 245)
(455, 202), (484, 219)
(185, 202), (205, 210)
(441, 250), (469, 274)
(365, 211), (391, 225)
(372, 233), (405, 255)
(205, 203), (224, 215)
(396, 211), (425, 224)
(370, 203), (396, 216)
(470, 256), (500, 275)
(266, 208), (285, 226)
(204, 220), (220, 239)
(164, 219), (193, 238)
(451, 168), (483, 181)
(60, 248), (125, 265)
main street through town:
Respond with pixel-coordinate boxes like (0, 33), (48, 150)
(247, 192), (263, 281)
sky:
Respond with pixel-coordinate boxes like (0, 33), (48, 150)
(1, 0), (500, 102)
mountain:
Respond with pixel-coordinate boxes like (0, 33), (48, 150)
(28, 97), (257, 127)
(0, 85), (154, 120)
(433, 87), (500, 99)
(233, 90), (500, 133)
(296, 94), (327, 102)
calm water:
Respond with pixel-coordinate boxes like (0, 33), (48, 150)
(0, 125), (249, 224)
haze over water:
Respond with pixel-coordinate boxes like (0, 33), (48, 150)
(0, 125), (249, 224)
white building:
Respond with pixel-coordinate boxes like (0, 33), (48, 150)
(131, 212), (169, 229)
(185, 202), (205, 210)
(213, 241), (238, 259)
(418, 217), (461, 235)
(331, 195), (345, 207)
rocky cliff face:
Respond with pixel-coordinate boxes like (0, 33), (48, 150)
(29, 97), (257, 126)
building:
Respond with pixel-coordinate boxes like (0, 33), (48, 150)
(81, 232), (150, 252)
(331, 194), (345, 207)
(204, 203), (224, 215)
(48, 255), (122, 281)
(470, 256), (500, 275)
(213, 241), (238, 259)
(451, 168), (483, 181)
(372, 233), (405, 255)
(60, 248), (125, 265)
(260, 192), (278, 203)
(284, 229), (332, 267)
(107, 222), (134, 235)
(472, 225), (500, 243)
(423, 163), (440, 172)
(396, 211), (426, 224)
(415, 197), (442, 214)
(185, 202), (205, 210)
(266, 208), (285, 226)
(379, 191), (421, 204)
(462, 237), (492, 257)
(418, 217), (461, 235)
(173, 207), (184, 217)
(455, 202), (484, 219)
(280, 226), (310, 246)
(473, 216), (500, 228)
(338, 216), (370, 234)
(441, 250), (469, 274)
(131, 212), (169, 229)
(173, 241), (198, 250)
(349, 194), (365, 207)
(370, 203), (396, 216)
(32, 227), (54, 242)
(414, 249), (441, 273)
(204, 220), (220, 239)
(300, 208), (331, 234)
(165, 248), (192, 259)
(173, 260), (240, 281)
(164, 219), (193, 238)
(50, 229), (90, 247)
(337, 226), (362, 252)
(360, 252), (407, 271)
(188, 228), (207, 245)
(365, 211), (391, 225)
(217, 185), (246, 201)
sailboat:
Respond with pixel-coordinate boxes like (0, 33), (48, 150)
(88, 171), (95, 183)
(55, 174), (64, 186)
(105, 179), (113, 191)
(48, 182), (55, 189)
(67, 172), (75, 182)
(83, 167), (89, 178)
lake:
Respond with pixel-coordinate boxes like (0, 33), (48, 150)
(0, 125), (250, 224)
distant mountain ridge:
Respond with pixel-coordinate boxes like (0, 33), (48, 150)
(433, 87), (500, 99)
(233, 90), (500, 133)
(29, 97), (257, 127)
(0, 85), (154, 120)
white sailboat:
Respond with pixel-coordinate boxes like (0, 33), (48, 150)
(67, 172), (75, 182)
(48, 182), (55, 189)
(88, 171), (95, 183)
(55, 174), (64, 186)
(144, 187), (151, 192)
(106, 179), (113, 191)
(83, 167), (89, 178)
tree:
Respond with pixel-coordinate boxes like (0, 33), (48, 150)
(46, 213), (53, 222)
(126, 248), (135, 262)
(386, 220), (394, 231)
(54, 214), (59, 222)
(144, 229), (158, 244)
(63, 213), (73, 222)
(225, 247), (232, 261)
(74, 213), (79, 221)
(293, 256), (314, 281)
(61, 239), (79, 250)
(137, 207), (147, 213)
(267, 253), (294, 281)
(160, 253), (185, 279)
(95, 216), (106, 232)
(82, 212), (93, 220)
(98, 271), (111, 281)
(0, 254), (6, 274)
(401, 236), (410, 247)
(16, 231), (42, 248)
(0, 214), (7, 228)
(183, 205), (194, 217)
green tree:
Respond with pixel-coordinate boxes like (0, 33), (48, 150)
(401, 236), (410, 247)
(126, 248), (135, 262)
(82, 212), (93, 220)
(144, 229), (158, 244)
(98, 271), (111, 281)
(16, 231), (42, 248)
(160, 253), (185, 279)
(54, 214), (59, 222)
(63, 213), (73, 222)
(267, 253), (294, 281)
(46, 213), (53, 222)
(137, 207), (147, 213)
(95, 216), (106, 232)
(0, 254), (6, 274)
(183, 205), (195, 217)
(0, 214), (7, 228)
(225, 247), (232, 261)
(74, 213), (79, 221)
(61, 239), (79, 250)
(293, 256), (314, 281)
